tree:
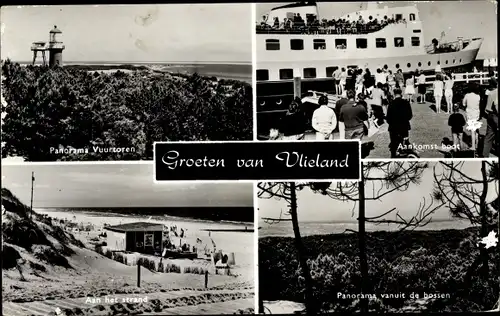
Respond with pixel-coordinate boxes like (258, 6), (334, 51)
(258, 182), (316, 315)
(258, 162), (443, 313)
(307, 161), (443, 312)
(432, 161), (499, 296)
(1, 60), (252, 161)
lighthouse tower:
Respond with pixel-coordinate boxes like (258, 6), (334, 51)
(48, 25), (65, 67)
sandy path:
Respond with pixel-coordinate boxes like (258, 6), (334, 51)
(2, 289), (254, 316)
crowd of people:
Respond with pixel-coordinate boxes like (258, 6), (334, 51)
(257, 12), (406, 35)
(269, 65), (498, 158)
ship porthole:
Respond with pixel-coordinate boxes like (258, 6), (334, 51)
(428, 61), (431, 66)
(276, 99), (282, 105)
(407, 63), (411, 68)
(395, 63), (400, 69)
(418, 62), (422, 67)
(459, 59), (462, 63)
(445, 60), (449, 65)
(260, 101), (266, 106)
(437, 61), (440, 65)
(453, 59), (456, 64)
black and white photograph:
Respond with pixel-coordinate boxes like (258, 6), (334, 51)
(1, 163), (255, 315)
(257, 161), (499, 313)
(0, 4), (252, 162)
(255, 1), (498, 158)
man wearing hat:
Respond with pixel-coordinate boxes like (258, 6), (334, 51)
(482, 78), (498, 157)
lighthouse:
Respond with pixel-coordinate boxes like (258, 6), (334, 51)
(31, 26), (65, 67)
(48, 26), (65, 67)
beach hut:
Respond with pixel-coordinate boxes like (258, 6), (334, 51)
(104, 222), (164, 255)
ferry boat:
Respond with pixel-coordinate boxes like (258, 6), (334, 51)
(255, 1), (483, 137)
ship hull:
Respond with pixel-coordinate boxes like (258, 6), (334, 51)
(256, 45), (482, 138)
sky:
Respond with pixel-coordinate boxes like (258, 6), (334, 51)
(0, 4), (252, 63)
(258, 161), (498, 223)
(1, 163), (254, 208)
(257, 1), (497, 59)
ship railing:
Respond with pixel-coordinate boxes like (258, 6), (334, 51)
(256, 21), (396, 35)
(421, 71), (498, 85)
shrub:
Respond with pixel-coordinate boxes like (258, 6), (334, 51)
(1, 60), (252, 161)
(2, 244), (22, 269)
(259, 228), (499, 313)
(164, 262), (181, 273)
(184, 266), (207, 275)
(104, 249), (112, 259)
(31, 244), (70, 267)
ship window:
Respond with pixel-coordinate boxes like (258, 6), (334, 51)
(394, 37), (404, 47)
(395, 14), (403, 21)
(256, 69), (269, 81)
(290, 39), (304, 50)
(418, 62), (422, 67)
(413, 29), (422, 33)
(409, 13), (416, 21)
(459, 58), (462, 63)
(411, 37), (420, 47)
(266, 39), (280, 51)
(453, 59), (456, 64)
(279, 69), (294, 80)
(375, 38), (387, 48)
(437, 61), (440, 65)
(407, 63), (411, 68)
(445, 60), (449, 64)
(396, 63), (400, 69)
(428, 61), (431, 66)
(356, 38), (368, 49)
(304, 68), (317, 79)
(326, 66), (338, 77)
(369, 15), (373, 20)
(313, 39), (326, 50)
(335, 39), (347, 49)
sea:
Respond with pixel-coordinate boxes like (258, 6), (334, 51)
(259, 219), (475, 238)
(18, 61), (252, 83)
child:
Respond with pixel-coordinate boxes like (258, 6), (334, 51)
(447, 104), (466, 150)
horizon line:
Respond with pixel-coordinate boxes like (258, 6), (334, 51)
(8, 60), (252, 66)
(35, 206), (254, 209)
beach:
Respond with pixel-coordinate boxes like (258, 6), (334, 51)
(36, 209), (255, 279)
(3, 206), (255, 315)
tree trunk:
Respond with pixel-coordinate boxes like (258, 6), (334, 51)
(358, 165), (369, 313)
(258, 296), (264, 314)
(289, 182), (316, 315)
(479, 161), (489, 278)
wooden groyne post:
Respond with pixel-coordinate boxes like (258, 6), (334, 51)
(293, 77), (301, 98)
(137, 262), (141, 287)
